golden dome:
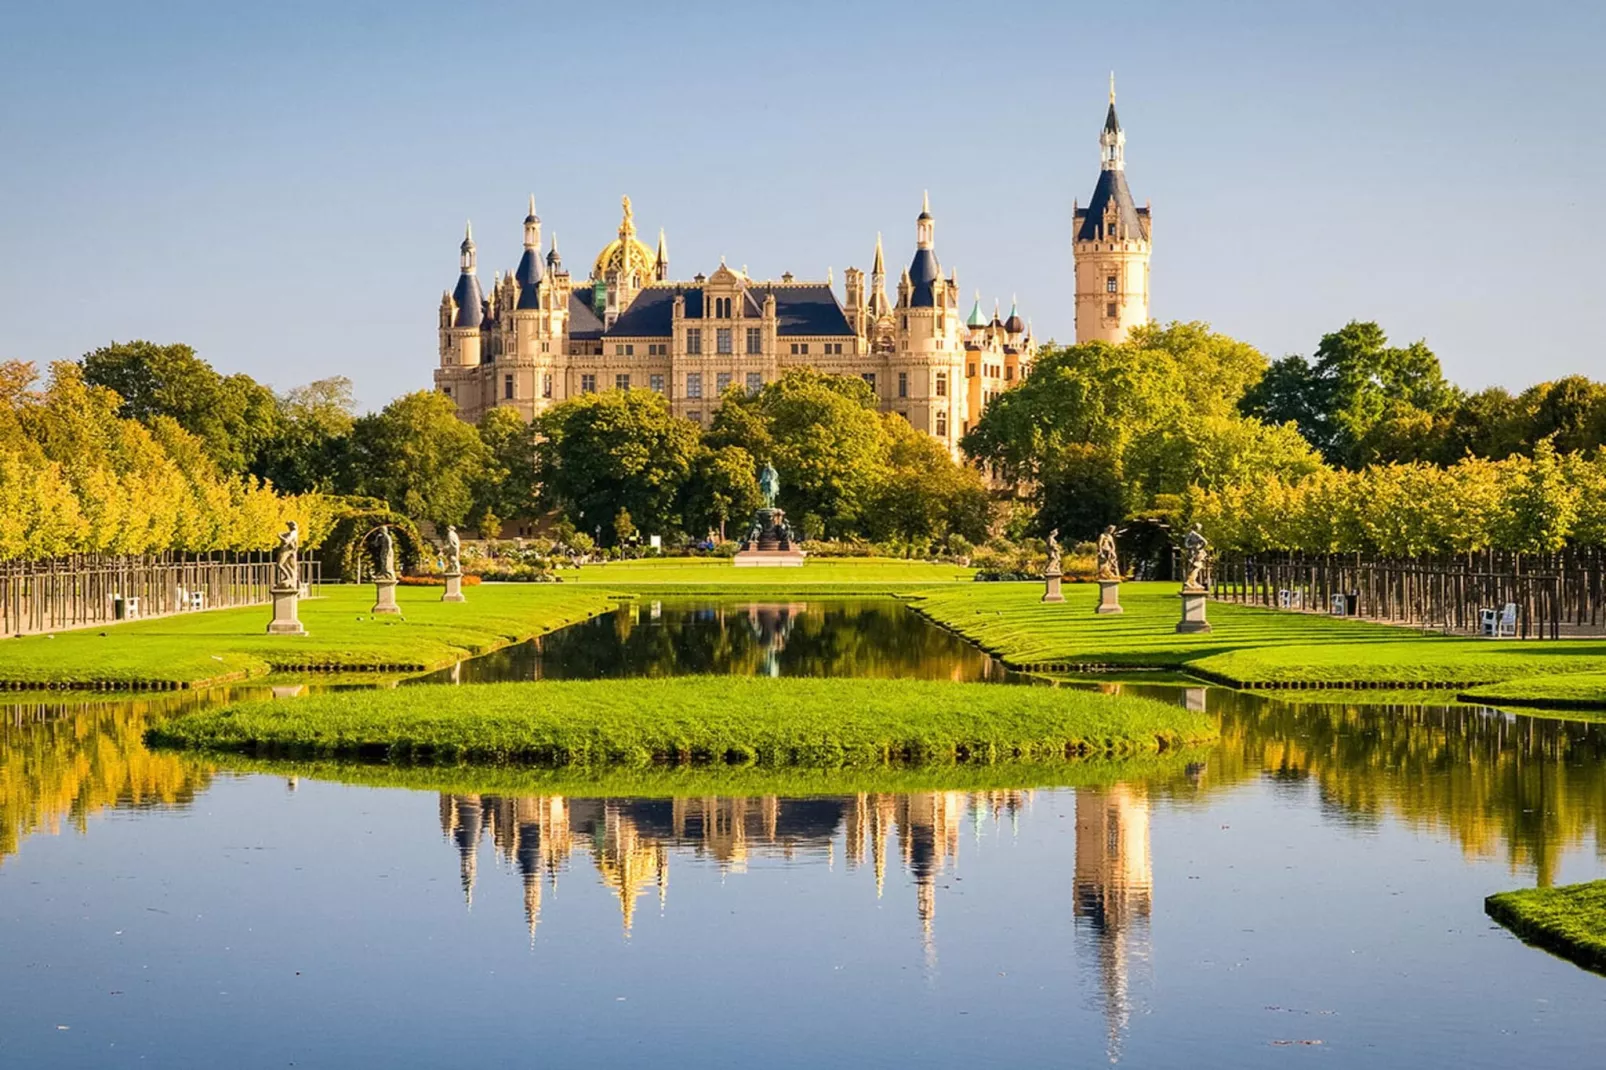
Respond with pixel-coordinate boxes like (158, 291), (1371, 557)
(591, 194), (656, 281)
(592, 236), (656, 281)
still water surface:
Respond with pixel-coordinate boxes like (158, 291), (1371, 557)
(2, 598), (1605, 1067)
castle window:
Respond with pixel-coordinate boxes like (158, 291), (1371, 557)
(713, 297), (731, 318)
(746, 372), (762, 394)
(581, 374), (596, 393)
(1106, 275), (1118, 293)
(968, 363), (976, 377)
(800, 343), (810, 355)
(1105, 301), (1118, 319)
(687, 410), (702, 425)
(686, 372), (703, 399)
(615, 345), (624, 356)
(746, 327), (762, 355)
(716, 328), (732, 355)
(716, 372), (732, 395)
(861, 373), (876, 392)
(541, 342), (550, 354)
(826, 342), (843, 355)
(687, 328), (702, 355)
(442, 385), (451, 397)
(1006, 366), (1014, 381)
(936, 411), (948, 436)
(935, 372), (948, 398)
(650, 374), (665, 394)
(901, 316), (908, 330)
(504, 374), (515, 400)
(898, 372), (908, 399)
(616, 373), (631, 391)
(542, 373), (553, 398)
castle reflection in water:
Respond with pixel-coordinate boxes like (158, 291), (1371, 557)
(440, 786), (1153, 1056)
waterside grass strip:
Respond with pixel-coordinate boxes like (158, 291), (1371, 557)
(206, 748), (1211, 800)
(905, 581), (1606, 694)
(1485, 881), (1606, 975)
(147, 676), (1218, 768)
(1458, 673), (1606, 711)
(0, 585), (622, 690)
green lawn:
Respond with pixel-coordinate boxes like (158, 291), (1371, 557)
(147, 676), (1217, 767)
(1486, 880), (1606, 975)
(566, 556), (974, 593)
(907, 581), (1606, 690)
(0, 584), (619, 689)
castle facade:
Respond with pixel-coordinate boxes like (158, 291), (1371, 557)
(433, 89), (1148, 441)
(434, 192), (1033, 448)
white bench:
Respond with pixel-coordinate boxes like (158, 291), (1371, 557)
(1480, 603), (1516, 638)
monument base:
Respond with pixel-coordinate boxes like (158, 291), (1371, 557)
(733, 549), (807, 567)
(372, 578), (401, 615)
(1041, 571), (1065, 603)
(736, 506), (805, 566)
(1176, 588), (1212, 633)
(266, 585), (306, 636)
(441, 571), (466, 603)
(1096, 579), (1123, 614)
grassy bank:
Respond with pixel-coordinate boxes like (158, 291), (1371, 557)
(1485, 880), (1606, 975)
(1459, 674), (1606, 711)
(0, 584), (619, 690)
(907, 581), (1606, 690)
(147, 676), (1217, 767)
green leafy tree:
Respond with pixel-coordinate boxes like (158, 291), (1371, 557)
(1127, 321), (1268, 417)
(746, 370), (887, 536)
(535, 389), (701, 542)
(81, 341), (279, 474)
(253, 376), (356, 493)
(347, 391), (492, 531)
(681, 445), (762, 540)
(475, 406), (540, 523)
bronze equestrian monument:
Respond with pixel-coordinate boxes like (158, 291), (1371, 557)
(734, 462), (806, 567)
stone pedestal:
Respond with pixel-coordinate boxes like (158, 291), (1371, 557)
(1176, 588), (1212, 633)
(1096, 579), (1124, 614)
(441, 571), (466, 603)
(266, 585), (305, 635)
(734, 506), (808, 567)
(1041, 571), (1065, 603)
(372, 577), (400, 615)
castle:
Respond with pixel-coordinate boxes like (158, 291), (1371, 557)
(433, 88), (1148, 444)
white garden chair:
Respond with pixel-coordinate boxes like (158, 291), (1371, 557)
(1480, 603), (1516, 637)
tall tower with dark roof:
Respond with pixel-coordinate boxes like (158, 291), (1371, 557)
(1072, 77), (1151, 343)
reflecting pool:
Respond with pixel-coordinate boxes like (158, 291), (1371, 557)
(2, 598), (1605, 1068)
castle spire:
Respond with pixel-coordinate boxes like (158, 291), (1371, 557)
(1101, 76), (1125, 171)
(654, 227), (669, 281)
(872, 232), (885, 276)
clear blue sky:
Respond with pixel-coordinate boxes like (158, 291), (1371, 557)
(2, 0), (1601, 410)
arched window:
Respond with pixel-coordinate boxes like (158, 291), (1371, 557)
(935, 410), (948, 436)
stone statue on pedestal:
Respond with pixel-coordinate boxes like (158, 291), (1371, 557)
(1182, 523), (1210, 591)
(445, 525), (461, 573)
(373, 525), (396, 581)
(1045, 529), (1063, 575)
(733, 459), (805, 566)
(1097, 525), (1120, 581)
(273, 521), (299, 590)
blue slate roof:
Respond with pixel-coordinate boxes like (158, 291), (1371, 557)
(906, 248), (941, 308)
(513, 248), (543, 309)
(567, 285), (605, 340)
(600, 283), (854, 338)
(1075, 168), (1149, 242)
(451, 273), (483, 328)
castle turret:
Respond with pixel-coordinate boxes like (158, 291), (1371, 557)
(514, 196), (544, 308)
(1073, 75), (1151, 344)
(893, 194), (964, 451)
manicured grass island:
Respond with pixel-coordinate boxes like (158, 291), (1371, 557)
(1485, 880), (1606, 975)
(907, 581), (1606, 692)
(146, 676), (1217, 767)
(0, 584), (620, 690)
